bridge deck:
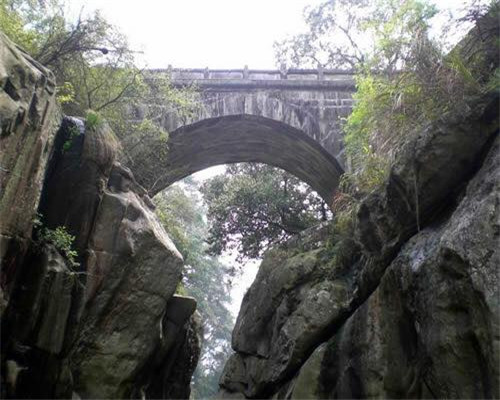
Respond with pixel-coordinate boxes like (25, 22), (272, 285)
(148, 68), (356, 90)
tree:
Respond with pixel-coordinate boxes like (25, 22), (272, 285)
(276, 0), (498, 197)
(155, 181), (233, 399)
(201, 163), (330, 261)
(0, 0), (200, 188)
(274, 0), (373, 69)
(0, 0), (137, 111)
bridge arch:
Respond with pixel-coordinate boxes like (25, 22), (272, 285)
(133, 68), (356, 201)
(148, 114), (344, 203)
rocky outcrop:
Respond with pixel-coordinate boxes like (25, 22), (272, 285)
(0, 45), (199, 398)
(280, 134), (499, 399)
(220, 89), (499, 398)
(0, 32), (59, 297)
(219, 10), (499, 398)
(134, 299), (202, 400)
(70, 160), (184, 398)
(1, 244), (82, 398)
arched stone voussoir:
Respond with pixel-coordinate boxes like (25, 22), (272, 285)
(147, 114), (344, 204)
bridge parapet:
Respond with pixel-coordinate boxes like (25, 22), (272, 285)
(136, 68), (356, 200)
(148, 67), (355, 90)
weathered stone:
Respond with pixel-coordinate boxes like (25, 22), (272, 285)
(285, 134), (499, 399)
(135, 73), (354, 202)
(2, 245), (75, 348)
(1, 110), (192, 398)
(71, 163), (184, 399)
(220, 13), (499, 395)
(162, 311), (202, 399)
(284, 344), (326, 399)
(0, 32), (59, 292)
(142, 311), (203, 399)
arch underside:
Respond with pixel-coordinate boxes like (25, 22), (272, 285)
(149, 114), (344, 203)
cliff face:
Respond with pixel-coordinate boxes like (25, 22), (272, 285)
(220, 132), (499, 399)
(0, 32), (59, 307)
(219, 12), (500, 400)
(0, 33), (200, 399)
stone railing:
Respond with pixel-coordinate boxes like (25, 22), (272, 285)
(152, 66), (353, 80)
(147, 66), (356, 90)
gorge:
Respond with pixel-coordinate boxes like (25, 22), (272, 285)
(0, 4), (499, 399)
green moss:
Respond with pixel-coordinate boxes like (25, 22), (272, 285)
(62, 124), (80, 153)
(85, 110), (102, 130)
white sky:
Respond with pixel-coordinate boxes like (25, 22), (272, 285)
(67, 0), (476, 70)
(69, 0), (322, 69)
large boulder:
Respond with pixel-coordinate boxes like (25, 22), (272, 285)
(71, 162), (184, 399)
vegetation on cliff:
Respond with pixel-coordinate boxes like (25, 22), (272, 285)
(0, 0), (198, 176)
(277, 0), (498, 197)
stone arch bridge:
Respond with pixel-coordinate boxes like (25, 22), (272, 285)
(136, 67), (356, 202)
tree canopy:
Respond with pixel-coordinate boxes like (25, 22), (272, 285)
(0, 0), (200, 189)
(201, 164), (330, 261)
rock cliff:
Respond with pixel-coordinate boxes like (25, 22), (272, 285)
(0, 33), (200, 399)
(219, 10), (499, 400)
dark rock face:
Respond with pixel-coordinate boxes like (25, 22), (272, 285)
(38, 117), (117, 256)
(219, 12), (499, 398)
(282, 135), (499, 400)
(1, 244), (83, 399)
(137, 306), (202, 400)
(0, 37), (200, 397)
(0, 32), (59, 296)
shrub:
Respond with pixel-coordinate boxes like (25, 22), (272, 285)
(34, 214), (79, 268)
